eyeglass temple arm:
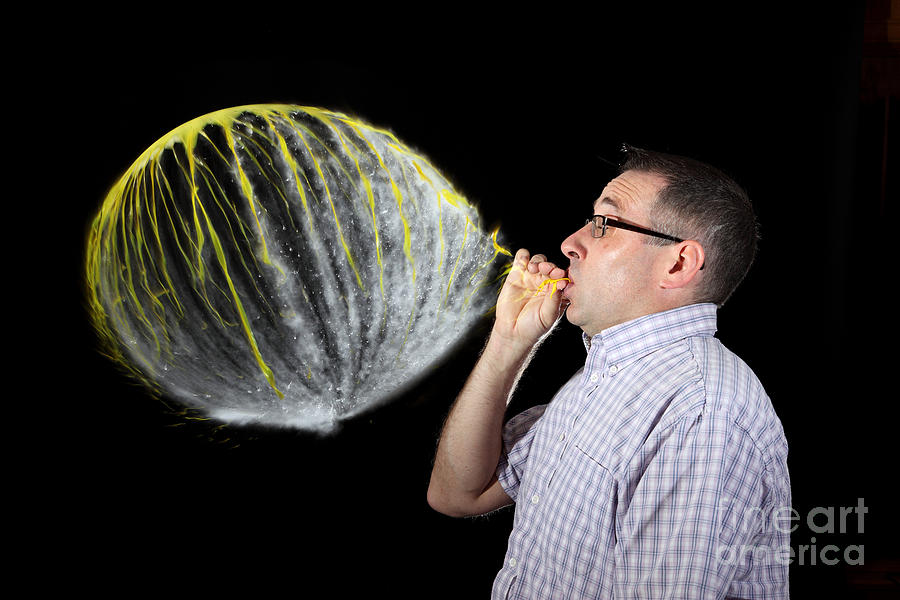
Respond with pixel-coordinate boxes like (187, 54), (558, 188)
(590, 216), (704, 269)
(605, 219), (705, 269)
(608, 219), (683, 242)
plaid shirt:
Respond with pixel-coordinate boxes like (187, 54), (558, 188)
(494, 303), (791, 599)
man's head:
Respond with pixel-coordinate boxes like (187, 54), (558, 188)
(560, 145), (758, 336)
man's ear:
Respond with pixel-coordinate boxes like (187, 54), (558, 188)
(660, 240), (705, 289)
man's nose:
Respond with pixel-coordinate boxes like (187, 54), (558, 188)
(561, 225), (587, 261)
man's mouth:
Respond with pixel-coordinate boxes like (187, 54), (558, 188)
(561, 271), (574, 297)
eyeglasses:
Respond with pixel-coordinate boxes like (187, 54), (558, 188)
(586, 214), (705, 269)
(586, 214), (683, 242)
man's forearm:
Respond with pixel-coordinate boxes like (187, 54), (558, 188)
(427, 332), (535, 515)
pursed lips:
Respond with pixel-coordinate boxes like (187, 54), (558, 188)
(561, 269), (574, 298)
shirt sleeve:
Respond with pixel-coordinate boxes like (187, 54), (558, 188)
(614, 410), (791, 600)
(495, 404), (548, 503)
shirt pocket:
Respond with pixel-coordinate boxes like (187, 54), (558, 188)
(540, 443), (618, 592)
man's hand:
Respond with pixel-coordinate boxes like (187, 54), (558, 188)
(492, 248), (570, 353)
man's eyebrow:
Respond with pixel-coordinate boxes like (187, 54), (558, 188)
(596, 196), (622, 212)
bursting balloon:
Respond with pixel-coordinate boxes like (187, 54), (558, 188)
(86, 104), (510, 432)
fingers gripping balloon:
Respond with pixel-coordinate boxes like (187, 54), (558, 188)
(86, 104), (511, 432)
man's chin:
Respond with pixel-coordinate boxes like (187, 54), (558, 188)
(562, 305), (600, 337)
(562, 304), (580, 327)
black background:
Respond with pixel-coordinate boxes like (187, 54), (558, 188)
(22, 4), (895, 597)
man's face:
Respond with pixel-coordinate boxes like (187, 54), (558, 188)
(560, 169), (669, 337)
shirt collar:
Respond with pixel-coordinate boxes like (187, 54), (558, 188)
(581, 303), (718, 379)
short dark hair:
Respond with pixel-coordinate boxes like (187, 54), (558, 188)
(619, 144), (759, 306)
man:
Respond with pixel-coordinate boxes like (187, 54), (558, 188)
(427, 145), (791, 599)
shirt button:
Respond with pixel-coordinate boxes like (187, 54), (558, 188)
(608, 364), (619, 375)
(509, 558), (517, 568)
(558, 432), (565, 442)
(531, 494), (540, 504)
(589, 372), (599, 382)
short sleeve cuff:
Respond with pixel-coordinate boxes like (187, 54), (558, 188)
(495, 404), (548, 503)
